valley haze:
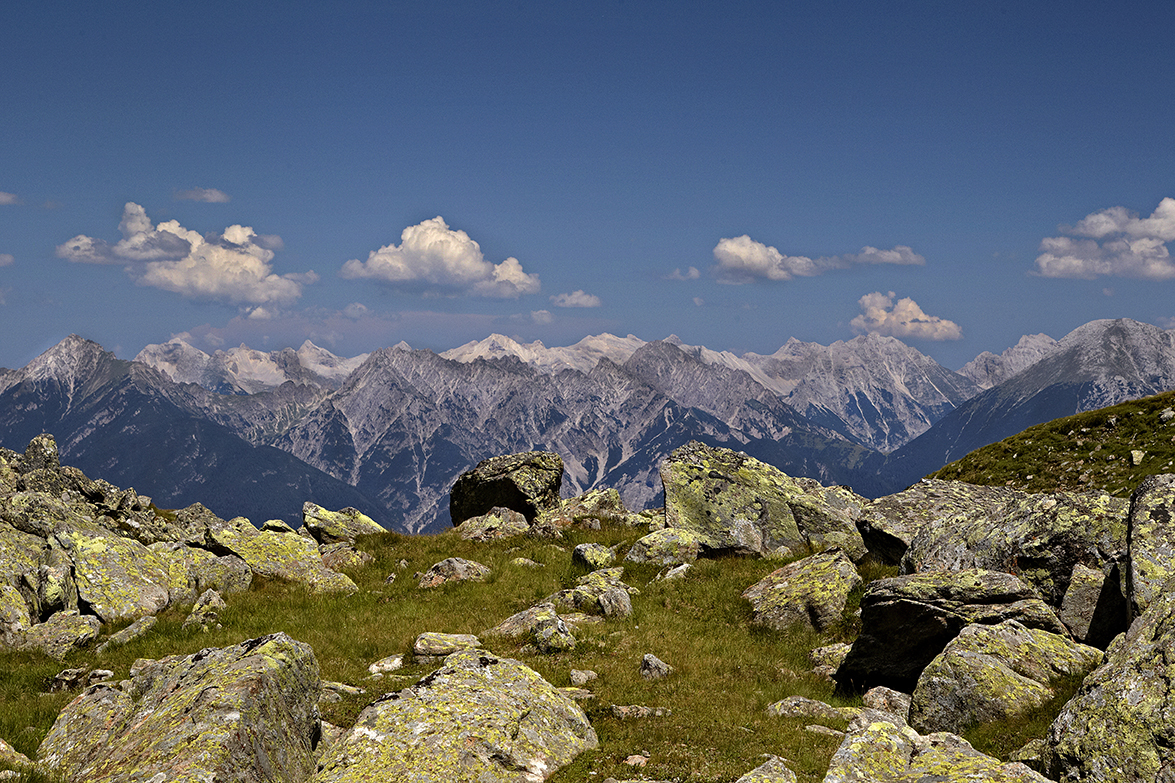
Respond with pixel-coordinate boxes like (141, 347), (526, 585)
(2, 317), (1173, 534)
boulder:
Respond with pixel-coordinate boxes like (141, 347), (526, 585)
(659, 441), (866, 560)
(742, 549), (861, 633)
(49, 523), (177, 623)
(38, 632), (321, 783)
(206, 515), (358, 594)
(0, 583), (32, 647)
(319, 543), (374, 572)
(1044, 578), (1175, 781)
(909, 620), (1103, 734)
(640, 653), (673, 680)
(545, 567), (637, 617)
(623, 528), (706, 565)
(418, 557), (491, 588)
(573, 542), (615, 570)
(18, 609), (100, 660)
(733, 756), (797, 783)
(538, 488), (638, 528)
(313, 649), (598, 782)
(413, 632), (482, 662)
(863, 686), (912, 723)
(456, 506), (530, 541)
(181, 588), (227, 632)
(484, 603), (577, 654)
(449, 451), (564, 525)
(1058, 562), (1126, 648)
(1125, 473), (1175, 620)
(301, 502), (384, 545)
(824, 714), (1050, 783)
(95, 616), (157, 655)
(835, 569), (1067, 692)
(899, 482), (1128, 606)
(0, 520), (47, 595)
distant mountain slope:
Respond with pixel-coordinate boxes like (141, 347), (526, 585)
(280, 343), (879, 532)
(740, 333), (981, 452)
(880, 319), (1175, 492)
(0, 336), (383, 527)
(441, 333), (646, 374)
(136, 337), (368, 394)
(957, 333), (1060, 389)
(928, 389), (1175, 497)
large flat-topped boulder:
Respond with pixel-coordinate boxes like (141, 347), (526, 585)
(835, 569), (1066, 692)
(39, 632), (321, 783)
(449, 451), (564, 525)
(899, 483), (1128, 606)
(302, 502), (384, 545)
(313, 649), (597, 782)
(743, 549), (861, 633)
(205, 514), (358, 594)
(659, 441), (866, 560)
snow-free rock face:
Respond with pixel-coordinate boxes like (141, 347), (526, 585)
(39, 632), (322, 783)
(1125, 473), (1175, 620)
(909, 620), (1103, 735)
(660, 441), (867, 560)
(449, 451), (564, 525)
(313, 649), (598, 782)
(835, 569), (1066, 692)
(958, 333), (1060, 390)
(1045, 580), (1175, 782)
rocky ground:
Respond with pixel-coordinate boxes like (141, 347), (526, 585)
(3, 434), (1175, 782)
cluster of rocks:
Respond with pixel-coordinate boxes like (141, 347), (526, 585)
(7, 434), (1175, 781)
(0, 434), (381, 662)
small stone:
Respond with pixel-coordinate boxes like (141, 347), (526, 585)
(640, 653), (673, 680)
(862, 686), (912, 723)
(1132, 450), (1146, 466)
(368, 654), (404, 675)
(510, 557), (544, 568)
(417, 557), (491, 588)
(573, 543), (615, 570)
(624, 754), (649, 767)
(610, 704), (671, 719)
(570, 669), (598, 686)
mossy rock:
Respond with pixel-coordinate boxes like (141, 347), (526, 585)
(743, 549), (862, 633)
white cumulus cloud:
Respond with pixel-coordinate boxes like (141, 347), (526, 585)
(666, 266), (701, 281)
(713, 235), (924, 284)
(175, 187), (231, 203)
(550, 290), (601, 308)
(340, 216), (540, 298)
(56, 202), (309, 306)
(850, 291), (962, 341)
(1035, 197), (1175, 280)
(531, 309), (554, 324)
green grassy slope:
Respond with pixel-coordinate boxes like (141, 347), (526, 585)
(928, 390), (1175, 496)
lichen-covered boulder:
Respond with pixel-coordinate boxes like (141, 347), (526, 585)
(456, 506), (530, 541)
(181, 589), (227, 632)
(659, 441), (866, 560)
(835, 569), (1066, 692)
(319, 543), (373, 572)
(413, 631), (482, 660)
(910, 620), (1103, 734)
(38, 632), (321, 783)
(313, 649), (597, 782)
(449, 451), (564, 525)
(0, 583), (32, 647)
(18, 609), (100, 660)
(537, 488), (638, 529)
(545, 567), (637, 617)
(824, 714), (1050, 783)
(742, 549), (861, 633)
(302, 502), (384, 545)
(484, 603), (577, 653)
(1125, 473), (1175, 620)
(418, 557), (491, 588)
(1044, 577), (1175, 782)
(623, 528), (706, 565)
(573, 543), (615, 570)
(858, 480), (1018, 564)
(206, 515), (357, 594)
(733, 756), (796, 782)
(1058, 562), (1125, 648)
(0, 520), (47, 593)
(95, 616), (156, 655)
(49, 523), (177, 623)
(899, 482), (1128, 606)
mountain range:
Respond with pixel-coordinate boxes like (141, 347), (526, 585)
(3, 318), (1174, 533)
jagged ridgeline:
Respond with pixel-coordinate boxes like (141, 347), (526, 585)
(929, 389), (1175, 496)
(6, 433), (1175, 781)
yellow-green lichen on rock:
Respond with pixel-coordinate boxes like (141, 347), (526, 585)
(312, 648), (597, 782)
(39, 632), (322, 783)
(1045, 572), (1175, 782)
(623, 528), (707, 565)
(909, 620), (1102, 734)
(1125, 473), (1175, 619)
(742, 549), (862, 633)
(302, 502), (385, 545)
(660, 441), (865, 560)
(209, 516), (357, 594)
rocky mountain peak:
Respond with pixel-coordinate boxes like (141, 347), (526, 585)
(23, 334), (124, 386)
(958, 333), (1059, 389)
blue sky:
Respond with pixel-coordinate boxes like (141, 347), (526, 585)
(2, 1), (1174, 371)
